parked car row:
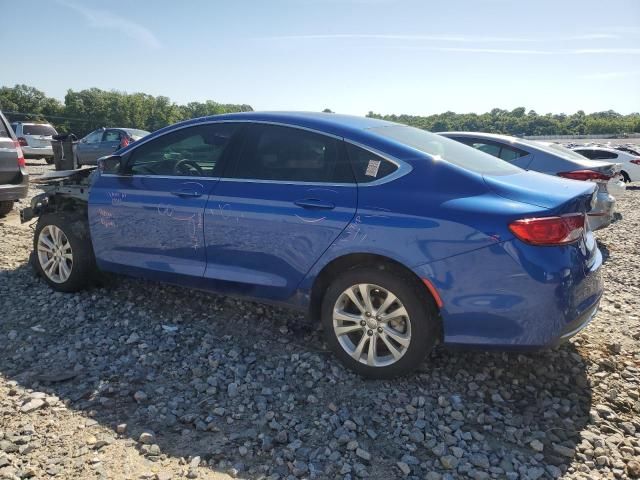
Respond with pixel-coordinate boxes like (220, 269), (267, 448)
(21, 112), (620, 378)
(5, 122), (150, 167)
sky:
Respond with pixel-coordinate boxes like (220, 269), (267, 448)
(1, 0), (639, 116)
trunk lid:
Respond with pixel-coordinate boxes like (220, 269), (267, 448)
(483, 170), (596, 214)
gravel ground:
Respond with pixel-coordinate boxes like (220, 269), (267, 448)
(1, 160), (639, 480)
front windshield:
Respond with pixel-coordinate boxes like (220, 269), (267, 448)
(369, 125), (521, 176)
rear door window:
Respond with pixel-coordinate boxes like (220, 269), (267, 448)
(228, 124), (353, 183)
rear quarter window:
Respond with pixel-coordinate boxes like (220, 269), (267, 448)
(345, 143), (398, 183)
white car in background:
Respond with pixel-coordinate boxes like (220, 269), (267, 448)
(572, 146), (640, 183)
(10, 122), (58, 164)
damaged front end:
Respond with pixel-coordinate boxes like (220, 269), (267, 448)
(20, 167), (97, 223)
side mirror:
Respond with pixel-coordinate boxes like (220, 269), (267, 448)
(97, 155), (123, 174)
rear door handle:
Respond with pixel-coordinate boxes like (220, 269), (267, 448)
(171, 189), (202, 198)
(294, 198), (335, 210)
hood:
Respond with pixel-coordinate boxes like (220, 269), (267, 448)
(483, 170), (596, 212)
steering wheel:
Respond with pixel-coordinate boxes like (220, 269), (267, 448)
(174, 159), (204, 176)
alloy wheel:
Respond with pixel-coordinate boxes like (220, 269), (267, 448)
(332, 283), (412, 367)
(37, 225), (73, 283)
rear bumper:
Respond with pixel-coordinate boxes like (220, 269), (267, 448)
(414, 236), (603, 349)
(23, 145), (53, 158)
(588, 191), (615, 230)
(0, 173), (29, 201)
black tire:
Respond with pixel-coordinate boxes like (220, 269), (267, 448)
(33, 212), (97, 292)
(45, 157), (54, 165)
(321, 266), (439, 379)
(0, 201), (13, 217)
(621, 171), (631, 183)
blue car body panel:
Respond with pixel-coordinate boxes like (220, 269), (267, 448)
(88, 111), (604, 348)
(89, 175), (217, 282)
(202, 179), (357, 300)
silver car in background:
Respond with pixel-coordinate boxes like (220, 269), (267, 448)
(439, 132), (624, 231)
(10, 122), (58, 164)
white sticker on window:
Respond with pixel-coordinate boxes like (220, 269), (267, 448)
(365, 159), (381, 177)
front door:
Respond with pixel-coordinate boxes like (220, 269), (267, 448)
(204, 124), (357, 301)
(88, 122), (241, 284)
(77, 130), (104, 164)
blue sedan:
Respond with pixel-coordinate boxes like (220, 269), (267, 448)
(29, 112), (603, 378)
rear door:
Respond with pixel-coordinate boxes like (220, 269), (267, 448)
(0, 113), (19, 184)
(89, 122), (241, 283)
(203, 123), (357, 301)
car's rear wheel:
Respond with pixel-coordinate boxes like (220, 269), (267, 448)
(0, 201), (13, 217)
(34, 213), (96, 292)
(321, 266), (439, 378)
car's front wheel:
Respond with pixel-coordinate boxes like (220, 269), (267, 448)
(33, 213), (96, 292)
(321, 266), (439, 379)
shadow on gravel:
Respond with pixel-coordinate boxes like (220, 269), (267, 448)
(1, 264), (593, 479)
(598, 240), (611, 264)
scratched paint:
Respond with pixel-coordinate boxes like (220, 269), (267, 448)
(107, 191), (127, 205)
(96, 208), (115, 228)
(157, 203), (202, 251)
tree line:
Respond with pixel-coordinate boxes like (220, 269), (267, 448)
(1, 84), (638, 137)
(366, 108), (640, 136)
(0, 84), (252, 137)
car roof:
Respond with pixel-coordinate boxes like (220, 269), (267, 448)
(176, 111), (396, 136)
(120, 111), (421, 160)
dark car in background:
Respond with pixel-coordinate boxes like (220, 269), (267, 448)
(439, 132), (623, 231)
(75, 127), (150, 166)
(0, 111), (28, 217)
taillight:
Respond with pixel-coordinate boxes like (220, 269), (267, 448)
(13, 140), (26, 168)
(630, 159), (640, 165)
(509, 213), (585, 246)
(557, 170), (611, 181)
(17, 137), (28, 147)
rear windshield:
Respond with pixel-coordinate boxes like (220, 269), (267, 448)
(531, 141), (593, 162)
(23, 124), (57, 136)
(369, 125), (521, 175)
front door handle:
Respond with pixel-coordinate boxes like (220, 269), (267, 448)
(171, 189), (202, 198)
(294, 198), (335, 210)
